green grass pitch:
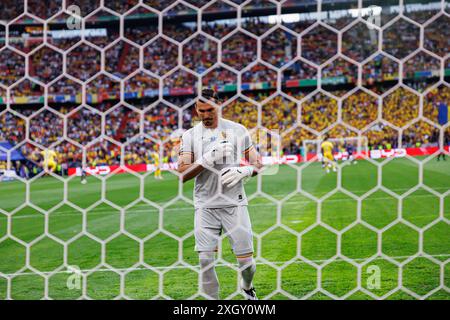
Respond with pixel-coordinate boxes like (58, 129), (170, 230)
(0, 156), (449, 300)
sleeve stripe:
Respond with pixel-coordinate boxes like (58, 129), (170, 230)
(178, 151), (194, 155)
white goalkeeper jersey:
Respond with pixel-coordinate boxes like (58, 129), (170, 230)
(179, 118), (253, 209)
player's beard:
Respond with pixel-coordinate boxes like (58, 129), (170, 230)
(203, 118), (214, 127)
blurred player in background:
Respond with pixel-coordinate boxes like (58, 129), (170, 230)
(437, 134), (448, 161)
(0, 161), (5, 182)
(177, 88), (263, 300)
(151, 146), (163, 180)
(345, 142), (357, 165)
(321, 136), (336, 173)
(437, 152), (446, 161)
(80, 163), (87, 184)
(33, 148), (58, 173)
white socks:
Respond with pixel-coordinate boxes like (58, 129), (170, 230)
(199, 252), (257, 298)
(237, 256), (256, 290)
(199, 252), (219, 300)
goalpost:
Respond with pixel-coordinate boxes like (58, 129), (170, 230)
(302, 136), (369, 163)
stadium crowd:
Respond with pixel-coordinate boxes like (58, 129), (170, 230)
(1, 83), (448, 174)
(0, 10), (446, 93)
(0, 0), (284, 20)
(0, 8), (448, 175)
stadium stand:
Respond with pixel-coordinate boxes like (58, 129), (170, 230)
(0, 5), (448, 175)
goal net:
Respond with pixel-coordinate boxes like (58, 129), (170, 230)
(302, 136), (369, 163)
(0, 0), (448, 301)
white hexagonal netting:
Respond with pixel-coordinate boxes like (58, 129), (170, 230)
(0, 0), (448, 300)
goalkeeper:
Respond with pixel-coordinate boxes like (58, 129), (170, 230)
(177, 88), (263, 300)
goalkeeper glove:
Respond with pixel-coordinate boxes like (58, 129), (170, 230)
(220, 166), (254, 188)
(198, 141), (233, 167)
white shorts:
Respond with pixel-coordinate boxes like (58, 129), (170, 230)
(194, 206), (254, 256)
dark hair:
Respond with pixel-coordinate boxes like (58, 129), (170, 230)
(201, 87), (219, 102)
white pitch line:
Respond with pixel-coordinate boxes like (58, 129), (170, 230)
(4, 190), (447, 219)
(2, 254), (449, 278)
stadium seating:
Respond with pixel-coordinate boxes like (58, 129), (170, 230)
(0, 8), (448, 172)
